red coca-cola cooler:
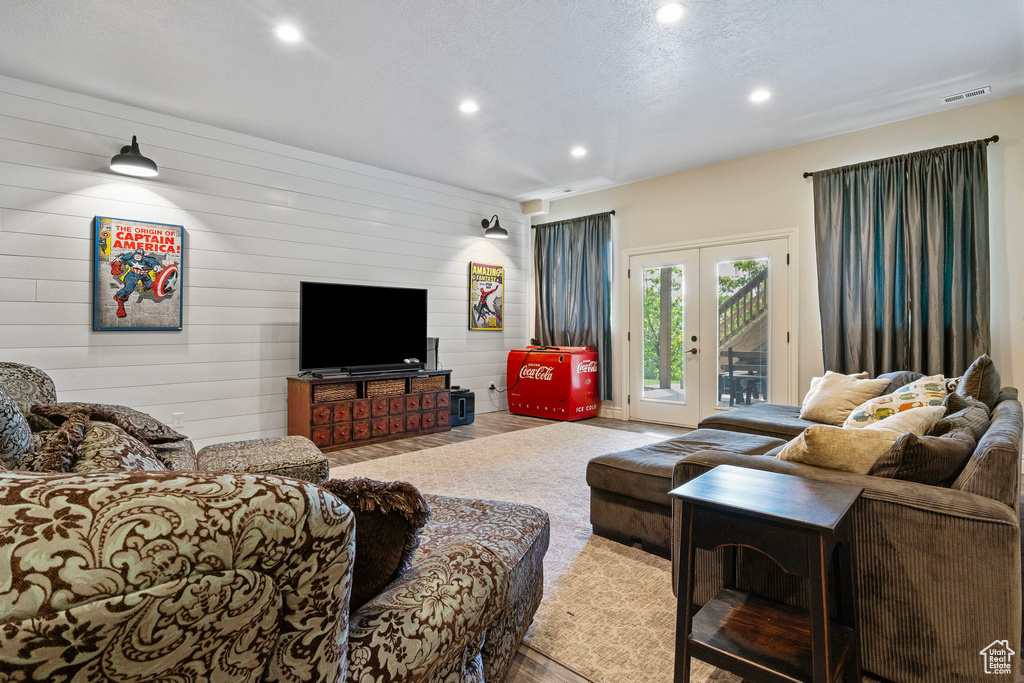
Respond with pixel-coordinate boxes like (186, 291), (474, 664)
(506, 346), (599, 420)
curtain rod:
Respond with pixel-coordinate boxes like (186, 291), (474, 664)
(532, 209), (614, 228)
(801, 135), (999, 179)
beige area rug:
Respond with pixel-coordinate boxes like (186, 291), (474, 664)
(330, 421), (741, 683)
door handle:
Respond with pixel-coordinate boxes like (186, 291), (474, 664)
(687, 347), (698, 355)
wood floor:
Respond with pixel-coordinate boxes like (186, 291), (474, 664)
(328, 410), (690, 683)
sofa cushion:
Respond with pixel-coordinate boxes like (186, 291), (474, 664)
(930, 393), (990, 440)
(951, 397), (1023, 508)
(347, 494), (549, 683)
(776, 425), (901, 474)
(0, 362), (58, 431)
(73, 422), (168, 472)
(587, 428), (785, 506)
(20, 412), (90, 473)
(197, 436), (329, 484)
(799, 371), (890, 426)
(870, 429), (975, 486)
(151, 439), (198, 470)
(33, 402), (186, 444)
(956, 354), (1001, 410)
(875, 370), (925, 396)
(843, 375), (947, 429)
(698, 403), (820, 440)
(320, 477), (431, 611)
(0, 388), (34, 469)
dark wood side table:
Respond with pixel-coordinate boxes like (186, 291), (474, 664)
(669, 465), (863, 683)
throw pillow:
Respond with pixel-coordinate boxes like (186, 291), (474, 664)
(0, 388), (34, 469)
(870, 428), (976, 486)
(32, 402), (186, 444)
(20, 412), (90, 473)
(74, 422), (169, 472)
(929, 393), (990, 440)
(956, 354), (1001, 410)
(777, 425), (901, 474)
(843, 375), (947, 429)
(861, 405), (946, 436)
(799, 371), (889, 426)
(319, 477), (431, 612)
(875, 370), (925, 396)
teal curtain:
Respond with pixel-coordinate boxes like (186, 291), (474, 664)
(533, 212), (613, 399)
(813, 140), (989, 377)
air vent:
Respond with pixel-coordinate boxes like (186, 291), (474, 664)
(941, 86), (991, 104)
(551, 188), (573, 195)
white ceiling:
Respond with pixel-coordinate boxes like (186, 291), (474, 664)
(1, 0), (1022, 201)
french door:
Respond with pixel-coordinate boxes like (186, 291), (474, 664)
(627, 238), (791, 427)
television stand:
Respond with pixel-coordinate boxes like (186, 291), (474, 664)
(287, 369), (452, 452)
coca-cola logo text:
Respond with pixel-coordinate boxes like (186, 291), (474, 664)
(577, 360), (597, 373)
(519, 364), (554, 381)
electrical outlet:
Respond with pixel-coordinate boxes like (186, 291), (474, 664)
(171, 412), (185, 429)
(488, 383), (497, 391)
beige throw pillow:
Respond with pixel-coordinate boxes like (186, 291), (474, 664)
(861, 405), (945, 436)
(799, 372), (889, 426)
(777, 425), (900, 474)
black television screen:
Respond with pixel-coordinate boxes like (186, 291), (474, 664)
(299, 282), (427, 372)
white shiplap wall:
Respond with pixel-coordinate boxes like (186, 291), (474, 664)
(0, 76), (527, 449)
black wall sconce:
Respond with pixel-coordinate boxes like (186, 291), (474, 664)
(110, 135), (158, 177)
(481, 215), (508, 239)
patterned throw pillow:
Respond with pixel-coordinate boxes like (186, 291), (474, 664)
(929, 393), (991, 440)
(956, 355), (1001, 410)
(32, 402), (186, 444)
(0, 362), (59, 431)
(20, 412), (91, 473)
(319, 477), (431, 611)
(843, 375), (948, 428)
(871, 428), (976, 486)
(73, 422), (169, 472)
(0, 388), (34, 469)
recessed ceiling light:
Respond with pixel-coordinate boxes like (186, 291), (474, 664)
(274, 24), (303, 43)
(655, 3), (686, 24)
(459, 100), (480, 113)
(571, 146), (587, 157)
(749, 88), (772, 103)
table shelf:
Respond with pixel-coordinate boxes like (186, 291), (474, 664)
(690, 588), (853, 683)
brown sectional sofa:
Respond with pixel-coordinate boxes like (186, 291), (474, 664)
(588, 388), (1023, 682)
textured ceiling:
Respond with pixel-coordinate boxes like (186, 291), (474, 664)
(1, 0), (1022, 201)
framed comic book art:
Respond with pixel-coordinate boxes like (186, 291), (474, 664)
(93, 216), (184, 331)
(469, 261), (503, 331)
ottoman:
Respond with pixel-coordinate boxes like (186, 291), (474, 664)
(197, 435), (330, 483)
(586, 428), (785, 556)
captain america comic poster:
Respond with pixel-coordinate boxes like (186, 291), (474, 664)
(469, 261), (503, 331)
(93, 216), (184, 330)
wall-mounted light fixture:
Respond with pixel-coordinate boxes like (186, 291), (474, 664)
(110, 135), (158, 177)
(481, 215), (508, 239)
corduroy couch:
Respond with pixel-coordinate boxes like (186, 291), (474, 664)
(676, 388), (1022, 682)
(589, 377), (1022, 681)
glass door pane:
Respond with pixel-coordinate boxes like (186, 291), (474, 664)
(715, 257), (769, 407)
(641, 265), (686, 404)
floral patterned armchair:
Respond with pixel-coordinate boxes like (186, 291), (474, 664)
(0, 470), (356, 681)
(0, 471), (550, 682)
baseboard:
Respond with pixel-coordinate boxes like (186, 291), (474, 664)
(598, 404), (623, 420)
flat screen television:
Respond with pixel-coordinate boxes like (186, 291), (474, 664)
(299, 282), (427, 373)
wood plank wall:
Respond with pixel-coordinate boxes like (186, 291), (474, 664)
(0, 76), (527, 449)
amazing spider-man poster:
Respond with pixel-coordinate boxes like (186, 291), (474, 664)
(469, 261), (503, 331)
(93, 216), (184, 331)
